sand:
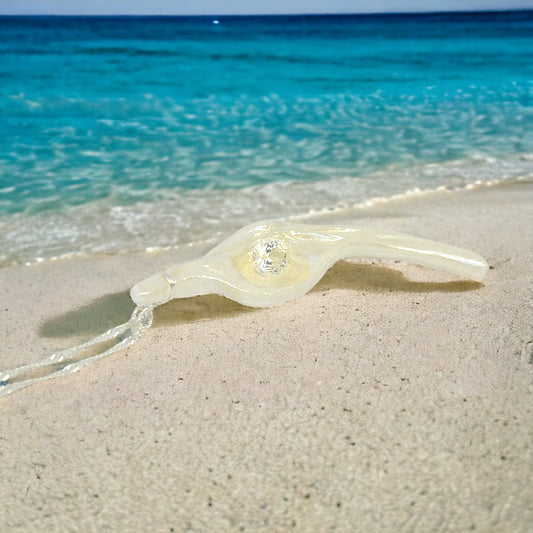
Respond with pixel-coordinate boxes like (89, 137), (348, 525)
(1, 179), (532, 532)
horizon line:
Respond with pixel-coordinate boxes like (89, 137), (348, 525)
(1, 8), (531, 17)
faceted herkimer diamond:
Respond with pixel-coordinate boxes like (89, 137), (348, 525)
(252, 239), (288, 275)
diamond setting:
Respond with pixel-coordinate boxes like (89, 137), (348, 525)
(252, 238), (288, 275)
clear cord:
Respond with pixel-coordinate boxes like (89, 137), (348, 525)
(0, 305), (154, 398)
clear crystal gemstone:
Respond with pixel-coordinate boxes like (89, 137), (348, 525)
(252, 239), (288, 275)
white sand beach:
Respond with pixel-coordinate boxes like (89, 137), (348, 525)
(1, 179), (532, 531)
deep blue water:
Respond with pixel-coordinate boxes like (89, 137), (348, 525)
(0, 12), (532, 263)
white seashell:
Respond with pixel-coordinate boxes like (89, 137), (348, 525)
(130, 219), (488, 308)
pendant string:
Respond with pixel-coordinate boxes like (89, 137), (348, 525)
(0, 305), (154, 398)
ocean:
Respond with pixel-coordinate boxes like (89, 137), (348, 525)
(1, 12), (532, 265)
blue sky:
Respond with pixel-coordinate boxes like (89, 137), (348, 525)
(1, 0), (532, 15)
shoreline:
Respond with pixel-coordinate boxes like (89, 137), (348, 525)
(1, 180), (532, 531)
(1, 154), (531, 267)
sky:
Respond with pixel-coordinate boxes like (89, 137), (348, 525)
(0, 0), (532, 16)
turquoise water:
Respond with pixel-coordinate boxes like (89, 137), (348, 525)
(0, 12), (532, 264)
